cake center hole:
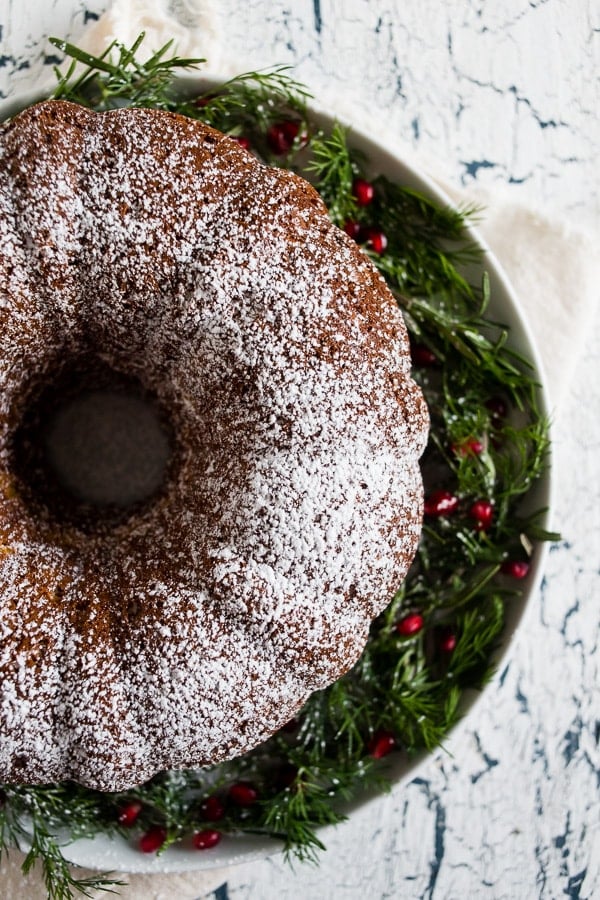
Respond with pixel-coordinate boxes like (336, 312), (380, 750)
(44, 389), (171, 508)
(13, 361), (175, 525)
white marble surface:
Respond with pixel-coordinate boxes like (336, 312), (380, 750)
(0, 2), (599, 898)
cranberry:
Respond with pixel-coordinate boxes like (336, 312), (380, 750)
(117, 800), (142, 828)
(229, 782), (259, 806)
(266, 120), (305, 155)
(501, 560), (530, 579)
(194, 93), (217, 108)
(365, 227), (388, 254)
(193, 829), (222, 850)
(453, 438), (484, 456)
(439, 630), (457, 653)
(343, 220), (363, 241)
(368, 730), (396, 759)
(424, 490), (459, 517)
(411, 344), (437, 367)
(199, 795), (225, 822)
(396, 612), (425, 637)
(469, 499), (494, 531)
(352, 178), (375, 206)
(139, 826), (167, 854)
(233, 135), (251, 150)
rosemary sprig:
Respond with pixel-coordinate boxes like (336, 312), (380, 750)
(305, 124), (363, 224)
(0, 792), (123, 900)
(49, 34), (204, 110)
(183, 67), (310, 130)
(0, 33), (555, 894)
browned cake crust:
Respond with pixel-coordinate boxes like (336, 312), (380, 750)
(0, 100), (428, 791)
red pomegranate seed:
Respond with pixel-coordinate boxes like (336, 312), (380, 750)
(194, 93), (217, 108)
(396, 612), (424, 637)
(233, 135), (251, 150)
(292, 123), (309, 147)
(352, 178), (375, 206)
(368, 730), (396, 759)
(117, 800), (142, 828)
(439, 630), (457, 653)
(267, 120), (305, 155)
(469, 499), (494, 530)
(344, 220), (363, 241)
(193, 829), (222, 850)
(411, 344), (437, 367)
(199, 795), (225, 821)
(139, 826), (167, 854)
(365, 227), (388, 254)
(453, 438), (484, 456)
(424, 490), (459, 517)
(501, 560), (530, 579)
(229, 782), (259, 806)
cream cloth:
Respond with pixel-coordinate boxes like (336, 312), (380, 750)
(1, 2), (599, 898)
(78, 0), (223, 70)
(446, 186), (600, 409)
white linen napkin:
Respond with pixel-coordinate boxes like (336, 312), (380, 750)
(78, 0), (223, 70)
(1, 2), (599, 898)
(447, 186), (600, 410)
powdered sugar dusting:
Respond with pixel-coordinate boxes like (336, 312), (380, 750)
(0, 101), (428, 791)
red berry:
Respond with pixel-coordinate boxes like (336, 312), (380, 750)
(194, 93), (217, 108)
(501, 560), (530, 579)
(233, 135), (251, 150)
(343, 220), (363, 241)
(199, 795), (225, 822)
(193, 829), (222, 850)
(368, 730), (396, 759)
(396, 612), (424, 637)
(365, 227), (388, 254)
(352, 178), (375, 206)
(411, 344), (437, 367)
(439, 630), (457, 653)
(266, 120), (305, 154)
(229, 782), (259, 806)
(469, 499), (494, 530)
(453, 438), (484, 456)
(117, 800), (142, 828)
(139, 826), (166, 854)
(467, 439), (484, 454)
(424, 489), (459, 517)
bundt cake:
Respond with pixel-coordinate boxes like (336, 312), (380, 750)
(0, 100), (428, 791)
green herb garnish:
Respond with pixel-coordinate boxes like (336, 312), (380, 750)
(0, 34), (556, 898)
(48, 34), (203, 110)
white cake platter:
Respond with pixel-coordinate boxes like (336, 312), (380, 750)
(0, 88), (553, 875)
